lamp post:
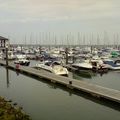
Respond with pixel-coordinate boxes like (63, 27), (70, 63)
(5, 44), (8, 67)
(65, 47), (68, 65)
(6, 68), (9, 88)
(39, 46), (41, 54)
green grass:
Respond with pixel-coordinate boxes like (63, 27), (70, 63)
(0, 96), (31, 120)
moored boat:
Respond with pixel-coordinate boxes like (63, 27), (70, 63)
(36, 61), (69, 76)
(103, 59), (120, 70)
(14, 55), (30, 66)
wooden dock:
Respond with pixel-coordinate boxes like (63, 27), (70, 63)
(0, 60), (120, 104)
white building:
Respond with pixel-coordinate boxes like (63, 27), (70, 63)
(0, 36), (9, 52)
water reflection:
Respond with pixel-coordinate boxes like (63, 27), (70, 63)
(4, 67), (120, 112)
(6, 68), (10, 88)
(47, 80), (120, 112)
(16, 71), (19, 76)
(47, 82), (57, 89)
(35, 77), (120, 112)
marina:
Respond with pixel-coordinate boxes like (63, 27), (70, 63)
(0, 60), (120, 104)
(1, 1), (120, 119)
(0, 36), (120, 119)
(0, 62), (120, 120)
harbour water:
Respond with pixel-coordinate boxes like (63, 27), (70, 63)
(0, 61), (120, 120)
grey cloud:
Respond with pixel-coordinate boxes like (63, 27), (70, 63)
(0, 0), (120, 43)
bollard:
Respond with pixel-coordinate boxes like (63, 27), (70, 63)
(69, 80), (72, 85)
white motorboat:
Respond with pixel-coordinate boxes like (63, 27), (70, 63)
(36, 61), (69, 76)
(3, 50), (16, 60)
(14, 54), (30, 66)
(72, 59), (93, 70)
(72, 59), (108, 71)
(103, 59), (120, 70)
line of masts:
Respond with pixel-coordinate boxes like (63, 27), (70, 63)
(11, 32), (120, 46)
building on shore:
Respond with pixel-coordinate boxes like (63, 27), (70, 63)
(0, 36), (9, 53)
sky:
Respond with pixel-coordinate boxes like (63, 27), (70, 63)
(0, 0), (120, 45)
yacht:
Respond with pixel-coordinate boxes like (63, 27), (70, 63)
(72, 58), (108, 71)
(3, 50), (16, 60)
(72, 59), (93, 70)
(103, 59), (120, 70)
(14, 54), (30, 66)
(36, 61), (69, 76)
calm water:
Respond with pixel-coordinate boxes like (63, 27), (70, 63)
(73, 70), (120, 91)
(0, 62), (120, 120)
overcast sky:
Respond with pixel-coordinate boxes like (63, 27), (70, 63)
(0, 0), (120, 44)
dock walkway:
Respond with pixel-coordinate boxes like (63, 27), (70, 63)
(0, 60), (120, 104)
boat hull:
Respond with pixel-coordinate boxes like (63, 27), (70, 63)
(14, 61), (30, 66)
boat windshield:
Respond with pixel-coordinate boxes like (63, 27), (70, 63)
(45, 61), (61, 66)
(104, 60), (118, 67)
(45, 61), (52, 66)
(52, 62), (60, 66)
